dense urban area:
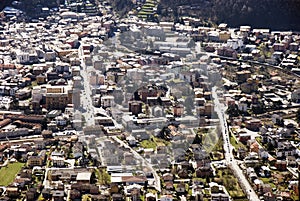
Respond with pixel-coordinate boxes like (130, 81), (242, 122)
(0, 0), (300, 201)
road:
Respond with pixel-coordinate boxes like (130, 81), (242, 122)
(212, 86), (259, 201)
(79, 51), (96, 127)
(111, 136), (161, 192)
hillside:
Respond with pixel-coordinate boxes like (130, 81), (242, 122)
(0, 0), (13, 11)
(160, 0), (300, 31)
(2, 0), (300, 31)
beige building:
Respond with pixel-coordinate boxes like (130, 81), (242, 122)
(45, 85), (73, 110)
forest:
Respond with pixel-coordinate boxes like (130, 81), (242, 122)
(160, 0), (300, 31)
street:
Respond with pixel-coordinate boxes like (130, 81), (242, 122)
(111, 136), (161, 192)
(212, 86), (259, 201)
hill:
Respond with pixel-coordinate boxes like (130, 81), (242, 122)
(159, 0), (300, 31)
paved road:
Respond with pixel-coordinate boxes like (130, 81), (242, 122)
(212, 86), (259, 201)
(79, 52), (95, 127)
(111, 136), (161, 192)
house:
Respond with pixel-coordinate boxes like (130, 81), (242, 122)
(175, 183), (186, 194)
(76, 172), (92, 184)
(101, 95), (115, 108)
(126, 135), (137, 146)
(260, 183), (272, 194)
(177, 168), (189, 179)
(263, 192), (276, 201)
(173, 104), (184, 117)
(27, 155), (44, 167)
(260, 166), (271, 177)
(237, 148), (247, 159)
(6, 186), (19, 198)
(236, 70), (251, 83)
(42, 188), (52, 200)
(73, 142), (83, 159)
(121, 176), (147, 185)
(162, 173), (174, 182)
(275, 160), (287, 171)
(286, 156), (297, 167)
(160, 194), (173, 201)
(280, 191), (292, 201)
(196, 166), (213, 178)
(210, 182), (223, 194)
(245, 119), (261, 131)
(52, 156), (65, 167)
(237, 97), (248, 112)
(238, 131), (251, 144)
(52, 190), (64, 201)
(70, 189), (81, 200)
(131, 129), (150, 140)
(112, 193), (124, 201)
(276, 141), (296, 158)
(90, 184), (100, 195)
(130, 188), (140, 201)
(165, 181), (174, 190)
(210, 193), (230, 201)
(91, 194), (110, 201)
(26, 188), (38, 201)
(146, 193), (156, 201)
(250, 142), (259, 153)
(129, 101), (143, 116)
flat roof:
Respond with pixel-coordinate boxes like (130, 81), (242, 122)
(76, 172), (92, 181)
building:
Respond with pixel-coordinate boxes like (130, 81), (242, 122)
(45, 85), (73, 110)
(27, 150), (46, 167)
(129, 101), (143, 116)
(76, 172), (92, 184)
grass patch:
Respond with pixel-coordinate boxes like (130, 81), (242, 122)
(260, 177), (276, 189)
(230, 134), (246, 150)
(152, 136), (170, 146)
(0, 162), (24, 186)
(140, 139), (157, 149)
(215, 168), (246, 199)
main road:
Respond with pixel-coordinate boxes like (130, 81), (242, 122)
(79, 50), (96, 127)
(212, 86), (259, 201)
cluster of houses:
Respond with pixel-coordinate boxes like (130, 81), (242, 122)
(0, 0), (300, 200)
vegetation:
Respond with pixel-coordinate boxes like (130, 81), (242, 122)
(110, 0), (134, 16)
(215, 168), (246, 199)
(140, 139), (157, 149)
(230, 133), (246, 150)
(0, 162), (24, 186)
(96, 167), (111, 185)
(159, 0), (300, 31)
(296, 108), (300, 123)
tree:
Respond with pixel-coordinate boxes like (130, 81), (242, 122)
(226, 104), (239, 117)
(296, 108), (300, 123)
(193, 134), (202, 144)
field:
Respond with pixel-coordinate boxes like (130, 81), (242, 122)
(0, 162), (24, 186)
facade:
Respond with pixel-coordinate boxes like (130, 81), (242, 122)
(45, 85), (73, 110)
